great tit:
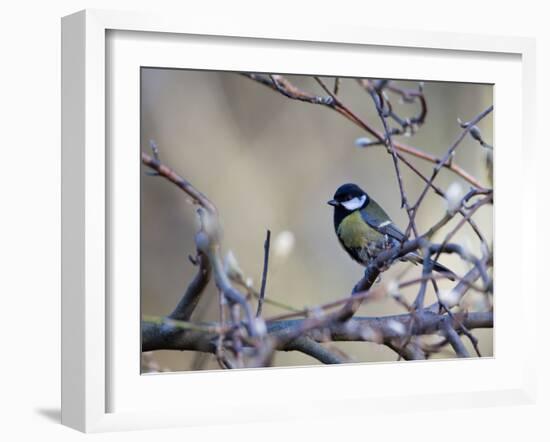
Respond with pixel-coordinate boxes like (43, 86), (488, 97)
(328, 183), (454, 278)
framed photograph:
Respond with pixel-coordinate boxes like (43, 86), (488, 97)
(61, 9), (536, 432)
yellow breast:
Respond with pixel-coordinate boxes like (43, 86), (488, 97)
(337, 211), (384, 249)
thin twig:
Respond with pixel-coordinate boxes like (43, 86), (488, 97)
(243, 73), (485, 188)
(403, 105), (493, 238)
(141, 152), (217, 214)
(256, 229), (271, 317)
(367, 85), (419, 240)
(333, 77), (340, 95)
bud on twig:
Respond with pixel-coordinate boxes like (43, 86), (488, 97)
(386, 280), (401, 299)
(444, 182), (463, 214)
(387, 319), (406, 337)
(355, 137), (374, 148)
(224, 250), (244, 281)
(439, 289), (461, 308)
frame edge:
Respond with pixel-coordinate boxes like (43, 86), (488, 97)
(61, 9), (108, 433)
(61, 9), (87, 432)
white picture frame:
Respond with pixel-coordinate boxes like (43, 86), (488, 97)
(61, 9), (537, 433)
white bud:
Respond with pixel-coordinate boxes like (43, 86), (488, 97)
(355, 137), (372, 147)
(386, 280), (400, 298)
(439, 289), (461, 308)
(224, 250), (244, 280)
(149, 139), (159, 154)
(273, 230), (295, 260)
(253, 318), (267, 335)
(245, 277), (254, 288)
(445, 182), (464, 214)
(387, 319), (406, 336)
(360, 326), (383, 343)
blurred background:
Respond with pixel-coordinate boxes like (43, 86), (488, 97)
(140, 69), (493, 372)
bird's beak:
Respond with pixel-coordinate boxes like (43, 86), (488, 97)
(327, 199), (339, 207)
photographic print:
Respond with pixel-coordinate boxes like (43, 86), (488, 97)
(140, 69), (493, 372)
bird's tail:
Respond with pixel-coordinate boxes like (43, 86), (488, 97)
(406, 253), (456, 281)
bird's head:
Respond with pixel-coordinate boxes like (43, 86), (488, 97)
(327, 183), (369, 212)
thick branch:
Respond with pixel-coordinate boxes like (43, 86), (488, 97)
(443, 319), (470, 358)
(285, 337), (345, 364)
(142, 311), (493, 358)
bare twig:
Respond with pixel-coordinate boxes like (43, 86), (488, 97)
(403, 105), (493, 238)
(286, 337), (346, 364)
(256, 229), (271, 318)
(243, 73), (485, 188)
(442, 319), (470, 358)
(142, 150), (267, 351)
(142, 311), (492, 359)
(142, 152), (217, 214)
(169, 252), (211, 321)
(333, 77), (341, 96)
(366, 83), (419, 240)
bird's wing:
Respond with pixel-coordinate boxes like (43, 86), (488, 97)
(360, 205), (406, 242)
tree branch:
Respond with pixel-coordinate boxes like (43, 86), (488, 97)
(256, 229), (271, 318)
(243, 73), (486, 189)
(442, 319), (470, 358)
(285, 337), (346, 364)
(169, 252), (211, 321)
(142, 150), (271, 366)
(141, 311), (493, 360)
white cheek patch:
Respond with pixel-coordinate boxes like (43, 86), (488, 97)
(342, 195), (367, 211)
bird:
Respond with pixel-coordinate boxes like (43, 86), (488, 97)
(327, 183), (454, 279)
